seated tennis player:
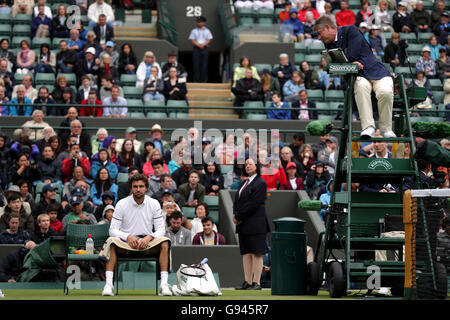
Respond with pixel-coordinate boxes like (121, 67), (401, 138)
(99, 173), (172, 296)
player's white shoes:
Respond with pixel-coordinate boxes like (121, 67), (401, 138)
(159, 283), (173, 296)
(102, 283), (114, 296)
(377, 287), (391, 295)
(360, 126), (375, 138)
(383, 130), (397, 138)
(0, 289), (4, 298)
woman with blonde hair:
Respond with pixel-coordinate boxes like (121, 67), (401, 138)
(283, 71), (305, 102)
(136, 51), (162, 88)
(299, 144), (314, 174)
(98, 53), (119, 85)
(142, 148), (169, 177)
(374, 0), (394, 32)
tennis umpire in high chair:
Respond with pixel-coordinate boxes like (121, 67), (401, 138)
(314, 16), (396, 139)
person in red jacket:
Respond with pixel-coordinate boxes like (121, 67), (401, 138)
(61, 142), (91, 183)
(192, 217), (226, 245)
(280, 162), (304, 190)
(80, 90), (103, 117)
(297, 0), (320, 22)
(259, 149), (287, 190)
(336, 0), (355, 26)
(279, 1), (293, 23)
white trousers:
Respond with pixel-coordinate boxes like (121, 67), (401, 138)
(234, 1), (253, 9)
(252, 1), (274, 10)
(354, 76), (394, 133)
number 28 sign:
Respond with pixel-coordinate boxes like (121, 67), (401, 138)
(186, 6), (202, 17)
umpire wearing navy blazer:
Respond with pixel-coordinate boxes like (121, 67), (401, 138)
(314, 16), (396, 139)
(233, 158), (270, 290)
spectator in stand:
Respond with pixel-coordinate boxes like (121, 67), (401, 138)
(280, 146), (304, 178)
(8, 152), (41, 191)
(61, 181), (95, 215)
(190, 203), (216, 237)
(178, 170), (205, 207)
(416, 46), (437, 79)
(32, 183), (63, 219)
(434, 12), (450, 46)
(21, 109), (49, 141)
(297, 0), (319, 22)
(267, 92), (291, 120)
(291, 89), (318, 120)
(118, 43), (137, 75)
(289, 133), (305, 163)
(12, 75), (37, 102)
(165, 210), (192, 246)
(232, 67), (263, 108)
(432, 1), (446, 29)
(93, 190), (114, 221)
(52, 4), (70, 38)
(0, 0), (12, 14)
(67, 29), (83, 53)
(87, 0), (114, 30)
(163, 66), (188, 102)
(271, 53), (297, 90)
(136, 51), (162, 88)
(31, 3), (52, 38)
(68, 119), (92, 158)
(336, 0), (355, 27)
(0, 86), (9, 115)
(100, 74), (123, 100)
(280, 161), (304, 190)
(315, 0), (327, 15)
(152, 174), (181, 205)
(11, 0), (33, 17)
(300, 61), (320, 89)
(283, 71), (305, 102)
(142, 149), (169, 177)
(34, 126), (55, 153)
(116, 127), (141, 153)
(393, 2), (412, 33)
(306, 161), (331, 199)
(317, 57), (342, 90)
(200, 162), (224, 196)
(61, 142), (90, 183)
(145, 159), (168, 197)
(0, 213), (32, 245)
(436, 47), (450, 81)
(281, 9), (305, 43)
(56, 40), (77, 74)
(137, 140), (154, 171)
(75, 47), (100, 83)
(232, 56), (260, 88)
(117, 138), (140, 173)
(259, 149), (287, 191)
(93, 14), (114, 46)
(427, 35), (441, 61)
(142, 66), (165, 102)
(31, 213), (58, 244)
(98, 53), (119, 87)
(35, 43), (56, 74)
(0, 39), (15, 74)
(102, 85), (127, 118)
(317, 136), (338, 176)
(51, 80), (75, 115)
(37, 145), (61, 184)
(322, 3), (337, 25)
(116, 166), (138, 201)
(278, 1), (292, 23)
(77, 75), (98, 103)
(171, 159), (192, 191)
(355, 0), (373, 28)
(9, 85), (32, 117)
(56, 134), (87, 164)
(15, 40), (35, 74)
(161, 51), (187, 79)
(299, 143), (314, 174)
(0, 58), (14, 99)
(369, 25), (386, 58)
(57, 107), (82, 148)
(384, 32), (406, 70)
(90, 167), (118, 206)
(260, 69), (281, 103)
(47, 135), (62, 160)
(411, 1), (432, 34)
(9, 130), (40, 161)
(83, 32), (101, 60)
(33, 0), (51, 17)
(90, 128), (107, 158)
(90, 148), (118, 181)
(61, 195), (97, 234)
(192, 216), (225, 246)
(374, 0), (393, 33)
(61, 165), (91, 198)
(100, 41), (119, 69)
(409, 71), (432, 91)
(46, 203), (62, 234)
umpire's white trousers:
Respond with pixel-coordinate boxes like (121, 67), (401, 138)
(354, 76), (394, 134)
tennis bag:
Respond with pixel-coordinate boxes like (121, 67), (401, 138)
(171, 259), (222, 296)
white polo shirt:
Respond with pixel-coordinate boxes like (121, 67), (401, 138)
(110, 195), (165, 241)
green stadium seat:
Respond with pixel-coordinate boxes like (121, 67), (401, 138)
(382, 32), (392, 43)
(128, 112), (145, 118)
(400, 32), (417, 43)
(295, 42), (307, 53)
(254, 63), (272, 73)
(116, 172), (128, 184)
(236, 7), (254, 17)
(175, 112), (189, 119)
(315, 102), (331, 120)
(204, 195), (219, 207)
(348, 0), (361, 9)
(408, 55), (420, 64)
(32, 37), (51, 49)
(324, 90), (344, 102)
(166, 99), (188, 113)
(209, 210), (219, 226)
(246, 113), (267, 120)
(80, 15), (89, 26)
(406, 43), (424, 55)
(304, 54), (322, 67)
(220, 165), (233, 175)
(35, 73), (56, 85)
(294, 53), (305, 64)
(257, 17), (273, 25)
(14, 71), (33, 84)
(144, 99), (166, 113)
(431, 91), (445, 104)
(0, 24), (11, 38)
(13, 14), (32, 25)
(120, 74), (138, 86)
(422, 0), (433, 10)
(123, 86), (143, 99)
(308, 42), (325, 54)
(239, 17), (254, 26)
(126, 99), (144, 112)
(182, 206), (196, 219)
(146, 112), (167, 118)
(395, 66), (412, 75)
(306, 89), (324, 102)
(0, 13), (12, 24)
(58, 73), (76, 86)
(12, 24), (31, 37)
(437, 103), (448, 118)
(52, 37), (65, 49)
(428, 79), (442, 90)
(255, 8), (274, 18)
(11, 36), (31, 49)
(417, 32), (434, 42)
(419, 116), (444, 122)
(243, 100), (265, 114)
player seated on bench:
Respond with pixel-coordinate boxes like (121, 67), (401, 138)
(99, 173), (172, 296)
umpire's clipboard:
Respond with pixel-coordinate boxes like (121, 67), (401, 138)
(321, 48), (348, 64)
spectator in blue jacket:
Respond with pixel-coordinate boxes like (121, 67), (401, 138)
(90, 167), (118, 206)
(90, 148), (118, 181)
(31, 3), (52, 38)
(281, 8), (305, 43)
(283, 71), (306, 102)
(271, 53), (297, 90)
(319, 179), (333, 224)
(267, 93), (291, 120)
(8, 86), (33, 116)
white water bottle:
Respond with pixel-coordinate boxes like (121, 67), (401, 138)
(86, 234), (94, 254)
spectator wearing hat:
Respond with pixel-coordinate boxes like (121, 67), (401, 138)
(102, 85), (127, 118)
(317, 136), (338, 176)
(432, 1), (446, 30)
(416, 46), (437, 79)
(291, 90), (317, 120)
(434, 12), (450, 46)
(436, 46), (450, 81)
(369, 25), (386, 58)
(411, 1), (432, 34)
(280, 162), (304, 190)
(281, 9), (305, 43)
(384, 32), (406, 70)
(75, 46), (100, 81)
(336, 0), (355, 27)
(144, 124), (171, 162)
(61, 168), (92, 204)
(98, 204), (114, 224)
(267, 92), (291, 120)
(116, 127), (141, 153)
(305, 161), (331, 199)
(178, 170), (205, 207)
(189, 16), (213, 83)
(161, 51), (187, 79)
(93, 191), (115, 222)
(61, 195), (97, 234)
(99, 41), (119, 69)
(393, 2), (412, 33)
(32, 183), (64, 220)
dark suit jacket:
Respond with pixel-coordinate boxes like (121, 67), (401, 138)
(75, 58), (100, 79)
(233, 176), (270, 235)
(93, 24), (114, 43)
(325, 25), (391, 80)
(291, 100), (317, 120)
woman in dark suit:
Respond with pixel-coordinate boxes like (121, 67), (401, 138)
(233, 157), (270, 290)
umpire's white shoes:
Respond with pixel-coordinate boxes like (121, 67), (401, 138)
(159, 283), (173, 296)
(102, 283), (114, 296)
(383, 130), (397, 138)
(360, 126), (375, 138)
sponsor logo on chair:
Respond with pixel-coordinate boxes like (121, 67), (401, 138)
(368, 159), (393, 171)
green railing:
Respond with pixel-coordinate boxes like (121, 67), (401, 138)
(218, 0), (237, 48)
(156, 0), (178, 46)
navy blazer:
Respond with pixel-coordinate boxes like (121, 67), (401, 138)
(233, 176), (270, 235)
(325, 25), (390, 80)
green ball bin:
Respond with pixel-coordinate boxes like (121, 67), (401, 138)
(271, 217), (307, 295)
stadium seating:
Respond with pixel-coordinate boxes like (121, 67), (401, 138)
(58, 73), (77, 86)
(123, 86), (143, 99)
(120, 74), (138, 87)
(0, 24), (11, 38)
(306, 89), (324, 102)
(13, 24), (31, 37)
(35, 73), (56, 86)
(13, 14), (32, 25)
(32, 37), (51, 49)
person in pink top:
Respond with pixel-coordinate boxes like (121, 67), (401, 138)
(142, 149), (169, 177)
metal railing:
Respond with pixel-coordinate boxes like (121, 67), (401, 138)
(156, 0), (178, 46)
